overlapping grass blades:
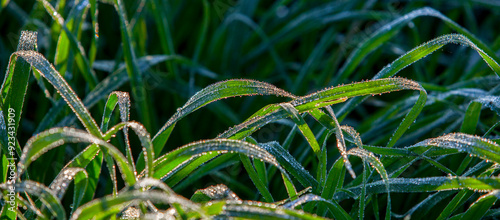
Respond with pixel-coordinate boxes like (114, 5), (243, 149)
(11, 50), (101, 137)
(152, 79), (296, 154)
(3, 2), (500, 219)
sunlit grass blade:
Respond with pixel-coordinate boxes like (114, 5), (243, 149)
(461, 190), (499, 219)
(18, 127), (135, 186)
(191, 184), (241, 203)
(111, 92), (135, 174)
(12, 50), (102, 137)
(339, 34), (500, 126)
(375, 34), (500, 80)
(407, 133), (500, 164)
(203, 200), (327, 220)
(323, 107), (354, 179)
(282, 193), (351, 220)
(334, 7), (500, 83)
(151, 138), (287, 182)
(221, 78), (425, 150)
(45, 55), (193, 133)
(153, 79), (296, 154)
(0, 31), (36, 158)
(70, 190), (203, 220)
(1, 180), (65, 220)
(48, 167), (87, 200)
(334, 176), (500, 201)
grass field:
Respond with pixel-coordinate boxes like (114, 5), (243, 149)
(1, 0), (500, 219)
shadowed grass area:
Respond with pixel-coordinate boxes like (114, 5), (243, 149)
(1, 0), (500, 219)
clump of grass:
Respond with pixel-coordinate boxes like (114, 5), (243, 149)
(1, 1), (500, 219)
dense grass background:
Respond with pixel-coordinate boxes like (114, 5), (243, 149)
(1, 0), (500, 219)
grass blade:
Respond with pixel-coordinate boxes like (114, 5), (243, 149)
(13, 50), (102, 137)
(407, 133), (500, 164)
(54, 0), (89, 77)
(1, 180), (65, 220)
(462, 190), (499, 219)
(70, 190), (202, 220)
(153, 79), (295, 154)
(282, 194), (352, 220)
(114, 0), (153, 132)
(18, 127), (135, 186)
(334, 176), (500, 201)
(48, 167), (87, 200)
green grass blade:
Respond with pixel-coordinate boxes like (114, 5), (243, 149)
(460, 101), (482, 134)
(334, 176), (500, 201)
(114, 0), (153, 132)
(239, 154), (274, 202)
(53, 0), (89, 77)
(127, 122), (154, 178)
(37, 0), (98, 88)
(282, 194), (352, 220)
(407, 133), (500, 164)
(437, 190), (474, 220)
(348, 147), (391, 220)
(18, 127), (135, 186)
(323, 107), (354, 179)
(260, 141), (318, 191)
(89, 0), (98, 65)
(335, 7), (500, 83)
(318, 157), (345, 216)
(221, 78), (422, 140)
(150, 0), (177, 77)
(48, 167), (87, 200)
(462, 190), (499, 219)
(1, 31), (35, 130)
(153, 79), (296, 154)
(203, 200), (327, 220)
(70, 190), (202, 220)
(12, 50), (102, 137)
(375, 34), (500, 80)
(279, 103), (321, 157)
(1, 180), (65, 220)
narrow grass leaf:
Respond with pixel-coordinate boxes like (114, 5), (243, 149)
(407, 133), (500, 164)
(348, 147), (391, 220)
(18, 127), (135, 186)
(54, 0), (89, 76)
(48, 167), (87, 200)
(1, 180), (65, 220)
(462, 190), (500, 219)
(240, 154), (274, 202)
(70, 190), (202, 220)
(334, 176), (500, 201)
(279, 103), (321, 157)
(204, 200), (326, 220)
(191, 184), (241, 203)
(37, 0), (98, 88)
(153, 79), (296, 154)
(260, 141), (318, 190)
(114, 0), (152, 131)
(12, 50), (102, 137)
